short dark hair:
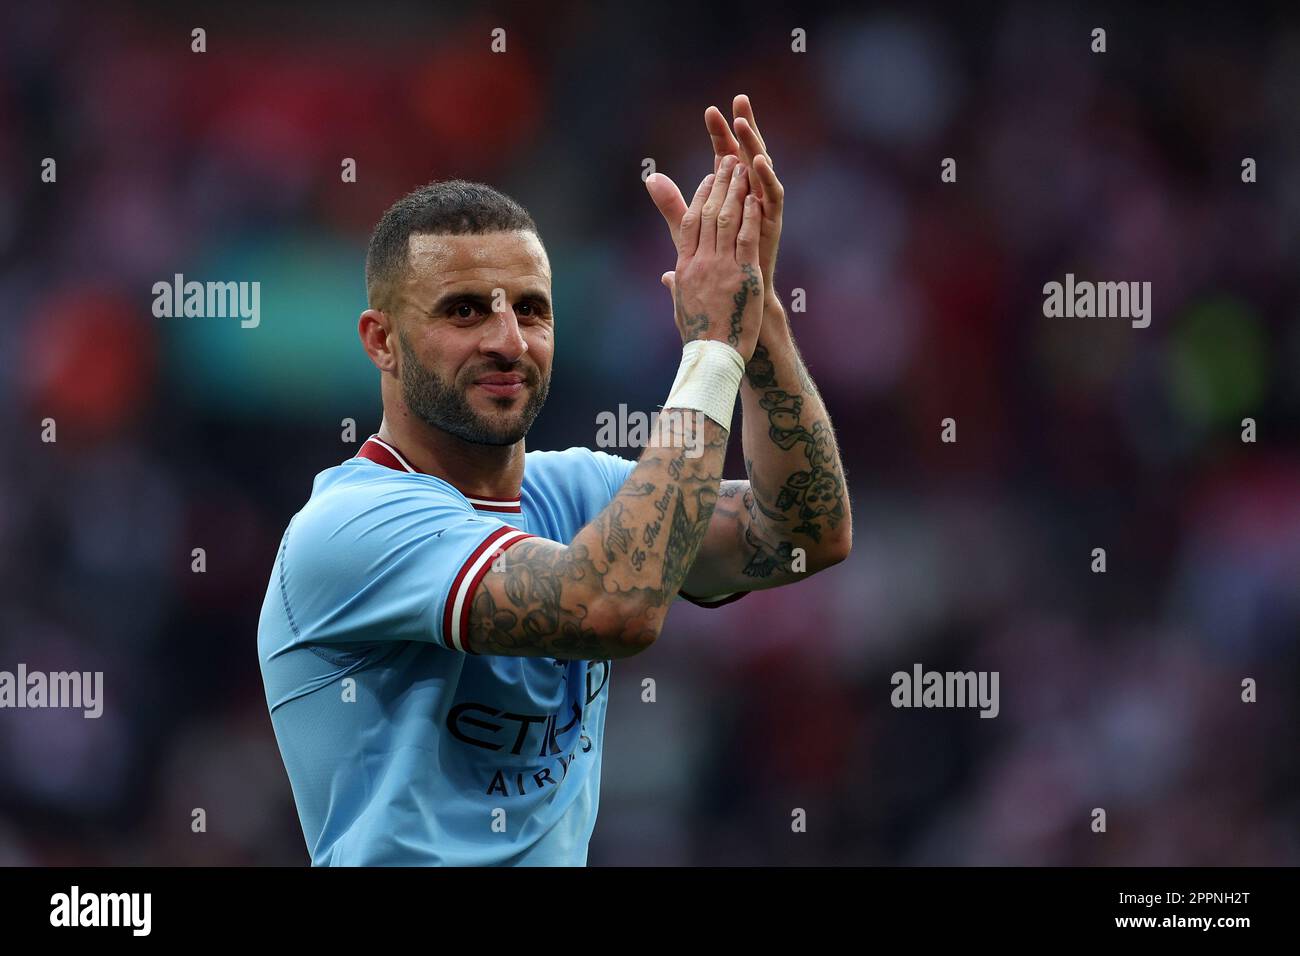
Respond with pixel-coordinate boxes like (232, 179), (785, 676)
(365, 179), (539, 310)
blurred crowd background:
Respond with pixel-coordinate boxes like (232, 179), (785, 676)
(0, 0), (1297, 865)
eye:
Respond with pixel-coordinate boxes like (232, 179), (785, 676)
(452, 301), (483, 319)
(516, 300), (550, 321)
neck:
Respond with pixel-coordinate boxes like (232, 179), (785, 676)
(377, 407), (525, 499)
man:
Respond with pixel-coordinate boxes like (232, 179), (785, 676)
(257, 95), (851, 865)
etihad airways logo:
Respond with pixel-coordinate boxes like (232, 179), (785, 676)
(447, 661), (609, 756)
(449, 661), (610, 798)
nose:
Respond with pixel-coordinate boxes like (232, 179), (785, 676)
(481, 302), (528, 364)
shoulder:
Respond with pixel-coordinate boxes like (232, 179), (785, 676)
(270, 459), (511, 649)
(287, 460), (474, 556)
(309, 458), (470, 510)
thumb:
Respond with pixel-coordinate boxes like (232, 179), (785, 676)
(646, 174), (687, 250)
(661, 271), (678, 316)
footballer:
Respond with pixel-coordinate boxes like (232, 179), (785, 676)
(257, 96), (851, 865)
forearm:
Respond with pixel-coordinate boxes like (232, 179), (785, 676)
(468, 412), (728, 659)
(574, 411), (727, 636)
(738, 295), (850, 568)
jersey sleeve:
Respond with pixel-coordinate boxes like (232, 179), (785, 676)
(276, 479), (534, 654)
(589, 448), (638, 500)
(586, 449), (748, 609)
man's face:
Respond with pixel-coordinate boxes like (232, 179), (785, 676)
(392, 230), (553, 446)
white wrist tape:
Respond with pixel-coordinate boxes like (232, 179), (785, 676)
(663, 339), (747, 431)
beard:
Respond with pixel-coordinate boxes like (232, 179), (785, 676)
(397, 330), (549, 446)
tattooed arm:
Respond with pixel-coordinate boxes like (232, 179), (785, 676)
(468, 422), (727, 659)
(682, 294), (852, 596)
(646, 95), (852, 599)
(468, 154), (764, 658)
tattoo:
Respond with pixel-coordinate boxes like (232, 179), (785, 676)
(741, 333), (848, 547)
(642, 487), (673, 550)
(745, 345), (777, 389)
(758, 390), (845, 542)
(602, 503), (633, 554)
(676, 284), (710, 341)
(660, 490), (693, 592)
(738, 487), (796, 577)
(667, 443), (688, 481)
(742, 525), (799, 578)
(743, 460), (787, 522)
(600, 502), (635, 562)
(468, 416), (729, 657)
(711, 482), (798, 580)
(662, 487), (718, 593)
(728, 263), (760, 347)
(469, 541), (612, 659)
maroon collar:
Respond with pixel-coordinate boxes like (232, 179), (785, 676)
(356, 435), (523, 514)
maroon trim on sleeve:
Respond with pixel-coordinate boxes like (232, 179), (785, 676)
(443, 527), (534, 653)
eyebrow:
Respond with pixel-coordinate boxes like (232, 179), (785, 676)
(428, 288), (552, 315)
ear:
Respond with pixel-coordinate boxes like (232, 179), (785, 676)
(359, 309), (397, 372)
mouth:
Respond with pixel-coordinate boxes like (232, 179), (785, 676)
(472, 372), (528, 398)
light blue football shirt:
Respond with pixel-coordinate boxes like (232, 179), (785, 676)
(257, 436), (647, 866)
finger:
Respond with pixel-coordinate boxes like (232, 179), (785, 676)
(678, 172), (713, 258)
(645, 172), (689, 251)
(699, 155), (736, 253)
(733, 117), (766, 199)
(753, 153), (784, 218)
(706, 106), (741, 173)
(732, 94), (769, 158)
(736, 193), (761, 266)
(733, 117), (767, 167)
(715, 162), (749, 254)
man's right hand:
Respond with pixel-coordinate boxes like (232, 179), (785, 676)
(664, 155), (764, 361)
